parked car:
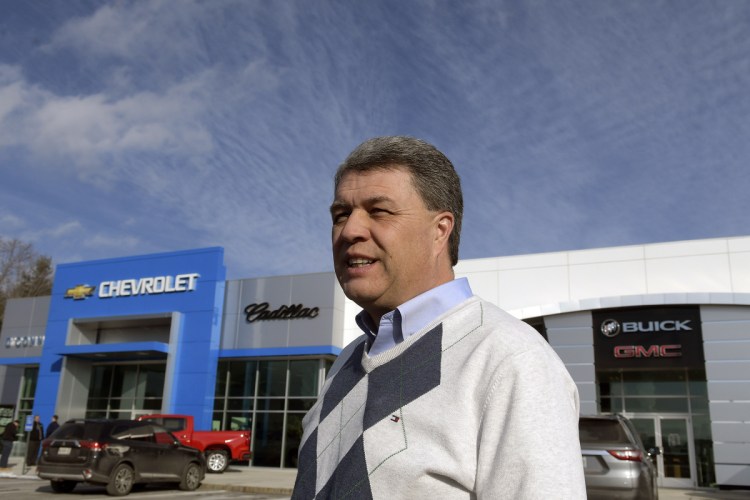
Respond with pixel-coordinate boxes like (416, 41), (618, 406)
(579, 414), (659, 500)
(37, 419), (205, 496)
(138, 414), (251, 473)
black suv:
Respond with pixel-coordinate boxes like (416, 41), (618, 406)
(37, 419), (205, 496)
(579, 414), (659, 500)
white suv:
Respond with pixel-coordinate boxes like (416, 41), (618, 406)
(579, 414), (659, 500)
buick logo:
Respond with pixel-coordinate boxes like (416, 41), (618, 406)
(600, 319), (621, 338)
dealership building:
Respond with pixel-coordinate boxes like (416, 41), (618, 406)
(1, 236), (749, 489)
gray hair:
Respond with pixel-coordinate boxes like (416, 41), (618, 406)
(334, 136), (463, 265)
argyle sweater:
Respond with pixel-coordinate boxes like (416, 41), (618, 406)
(292, 297), (586, 499)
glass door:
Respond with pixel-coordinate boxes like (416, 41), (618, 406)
(86, 363), (165, 419)
(630, 415), (695, 488)
(660, 418), (693, 487)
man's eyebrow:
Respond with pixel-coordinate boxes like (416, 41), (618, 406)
(329, 195), (393, 214)
(329, 200), (350, 215)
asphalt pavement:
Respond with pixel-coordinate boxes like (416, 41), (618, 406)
(3, 459), (750, 498)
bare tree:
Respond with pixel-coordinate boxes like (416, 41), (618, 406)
(0, 237), (54, 330)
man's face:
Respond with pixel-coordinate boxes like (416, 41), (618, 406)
(331, 167), (452, 320)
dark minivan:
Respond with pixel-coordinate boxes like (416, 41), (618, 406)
(37, 419), (205, 496)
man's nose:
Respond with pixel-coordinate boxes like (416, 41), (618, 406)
(337, 210), (370, 242)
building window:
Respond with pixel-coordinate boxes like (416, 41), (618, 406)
(214, 357), (333, 468)
(597, 368), (715, 487)
(18, 367), (38, 439)
(85, 363), (165, 419)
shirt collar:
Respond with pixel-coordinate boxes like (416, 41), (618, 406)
(355, 277), (473, 355)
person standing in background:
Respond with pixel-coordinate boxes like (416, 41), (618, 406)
(0, 419), (19, 469)
(25, 415), (43, 466)
(46, 414), (60, 438)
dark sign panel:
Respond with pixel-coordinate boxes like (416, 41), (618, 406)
(593, 306), (704, 370)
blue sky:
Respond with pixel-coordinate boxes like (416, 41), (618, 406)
(1, 0), (748, 279)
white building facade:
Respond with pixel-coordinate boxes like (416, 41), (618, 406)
(1, 236), (749, 489)
(445, 236), (750, 490)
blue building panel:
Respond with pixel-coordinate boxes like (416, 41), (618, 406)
(35, 247), (226, 431)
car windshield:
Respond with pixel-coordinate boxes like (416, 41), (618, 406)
(579, 419), (630, 444)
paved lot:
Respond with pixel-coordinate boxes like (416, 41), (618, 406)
(4, 460), (750, 499)
(0, 476), (290, 499)
(659, 487), (750, 499)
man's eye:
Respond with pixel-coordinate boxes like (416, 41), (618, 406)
(332, 212), (349, 223)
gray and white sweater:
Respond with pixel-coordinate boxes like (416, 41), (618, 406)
(292, 297), (586, 499)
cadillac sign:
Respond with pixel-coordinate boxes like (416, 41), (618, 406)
(244, 303), (320, 323)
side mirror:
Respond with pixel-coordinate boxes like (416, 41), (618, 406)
(647, 447), (661, 457)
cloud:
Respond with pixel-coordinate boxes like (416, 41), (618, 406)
(0, 63), (213, 180)
(84, 233), (141, 251)
(47, 221), (84, 238)
(0, 213), (23, 231)
(44, 0), (202, 61)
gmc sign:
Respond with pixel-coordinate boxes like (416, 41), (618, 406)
(614, 344), (682, 358)
(593, 306), (703, 369)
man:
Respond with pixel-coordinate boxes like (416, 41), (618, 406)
(292, 137), (585, 499)
(1, 419), (19, 469)
(26, 415), (44, 466)
(46, 415), (60, 438)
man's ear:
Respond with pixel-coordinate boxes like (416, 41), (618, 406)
(434, 212), (455, 248)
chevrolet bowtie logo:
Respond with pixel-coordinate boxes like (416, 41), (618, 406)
(64, 284), (96, 300)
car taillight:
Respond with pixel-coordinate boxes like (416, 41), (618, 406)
(608, 450), (643, 462)
(78, 441), (107, 452)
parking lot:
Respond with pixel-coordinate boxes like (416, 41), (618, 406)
(0, 477), (290, 499)
(3, 463), (748, 499)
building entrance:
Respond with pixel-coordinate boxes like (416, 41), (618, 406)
(597, 368), (715, 487)
(630, 415), (694, 488)
(85, 363), (166, 420)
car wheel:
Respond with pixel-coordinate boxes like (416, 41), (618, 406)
(50, 480), (77, 493)
(179, 462), (202, 491)
(205, 449), (228, 473)
(106, 463), (134, 496)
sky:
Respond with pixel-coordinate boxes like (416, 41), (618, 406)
(1, 0), (749, 280)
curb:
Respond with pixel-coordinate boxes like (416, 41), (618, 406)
(199, 481), (293, 495)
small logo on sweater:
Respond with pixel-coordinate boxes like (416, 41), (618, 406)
(390, 415), (400, 423)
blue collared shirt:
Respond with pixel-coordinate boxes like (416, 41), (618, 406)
(355, 278), (474, 356)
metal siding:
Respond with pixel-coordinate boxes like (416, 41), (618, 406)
(226, 273), (340, 351)
(703, 341), (750, 361)
(708, 381), (750, 401)
(715, 465), (750, 486)
(709, 402), (750, 421)
(575, 382), (597, 402)
(552, 344), (594, 364)
(714, 443), (750, 465)
(546, 327), (592, 346)
(564, 363), (596, 381)
(705, 361), (750, 380)
(712, 423), (750, 443)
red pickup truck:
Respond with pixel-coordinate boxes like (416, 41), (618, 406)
(138, 414), (251, 473)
